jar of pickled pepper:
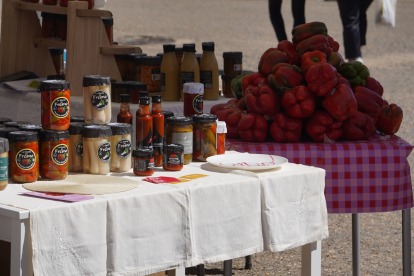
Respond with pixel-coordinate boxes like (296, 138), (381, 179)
(192, 114), (217, 161)
(39, 80), (70, 131)
(39, 130), (70, 180)
(166, 116), (193, 165)
(8, 131), (39, 183)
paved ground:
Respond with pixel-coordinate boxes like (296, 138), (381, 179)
(107, 0), (414, 274)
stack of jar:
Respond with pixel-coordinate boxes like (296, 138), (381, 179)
(221, 51), (243, 98)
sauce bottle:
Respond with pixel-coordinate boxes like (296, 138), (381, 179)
(151, 95), (164, 167)
(136, 97), (153, 149)
(180, 44), (200, 101)
(200, 42), (219, 100)
(161, 44), (180, 101)
(117, 94), (133, 125)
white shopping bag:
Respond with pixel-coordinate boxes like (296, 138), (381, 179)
(376, 0), (397, 27)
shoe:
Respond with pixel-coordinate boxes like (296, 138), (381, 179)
(348, 57), (364, 63)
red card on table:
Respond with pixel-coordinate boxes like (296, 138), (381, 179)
(143, 177), (181, 184)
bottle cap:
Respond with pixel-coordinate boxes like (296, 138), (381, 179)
(183, 44), (196, 53)
(139, 97), (150, 105)
(217, 121), (227, 134)
(202, 42), (215, 51)
(120, 94), (131, 103)
(163, 44), (176, 53)
(162, 111), (174, 123)
(152, 95), (162, 103)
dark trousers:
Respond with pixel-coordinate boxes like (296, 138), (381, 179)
(337, 0), (374, 59)
(269, 0), (306, 42)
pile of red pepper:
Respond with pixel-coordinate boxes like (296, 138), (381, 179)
(211, 21), (403, 143)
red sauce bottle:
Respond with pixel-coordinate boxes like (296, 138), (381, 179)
(117, 94), (133, 125)
(151, 95), (164, 167)
(136, 97), (153, 149)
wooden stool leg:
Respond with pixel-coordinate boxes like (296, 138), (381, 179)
(223, 260), (232, 276)
(245, 255), (252, 269)
(197, 264), (205, 276)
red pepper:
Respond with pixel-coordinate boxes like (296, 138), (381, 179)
(321, 84), (357, 121)
(215, 108), (246, 138)
(376, 103), (403, 135)
(277, 40), (300, 66)
(327, 52), (345, 70)
(270, 113), (302, 143)
(327, 35), (340, 52)
(291, 22), (328, 45)
(305, 110), (343, 142)
(296, 34), (332, 59)
(353, 86), (384, 118)
(267, 63), (304, 97)
(238, 97), (247, 111)
(364, 77), (384, 97)
(258, 48), (288, 77)
(210, 99), (238, 114)
(338, 73), (351, 87)
(300, 50), (327, 74)
(244, 85), (280, 117)
(341, 111), (376, 141)
(238, 113), (268, 142)
(281, 86), (315, 118)
(241, 73), (268, 97)
(305, 63), (339, 96)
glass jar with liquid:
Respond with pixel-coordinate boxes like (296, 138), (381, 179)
(200, 42), (219, 100)
(180, 44), (200, 101)
(161, 44), (180, 102)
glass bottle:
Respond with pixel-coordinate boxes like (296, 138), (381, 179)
(200, 42), (219, 100)
(161, 44), (180, 101)
(117, 94), (133, 125)
(180, 44), (200, 101)
(151, 95), (164, 167)
(136, 97), (153, 149)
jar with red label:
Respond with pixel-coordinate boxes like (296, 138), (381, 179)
(8, 131), (39, 183)
(133, 148), (154, 176)
(39, 130), (70, 180)
(183, 83), (204, 117)
(41, 12), (56, 38)
(39, 80), (70, 131)
(163, 144), (184, 171)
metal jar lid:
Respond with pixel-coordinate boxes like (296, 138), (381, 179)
(166, 116), (193, 126)
(192, 114), (217, 123)
(8, 131), (39, 143)
(39, 80), (70, 91)
(164, 143), (184, 154)
(83, 75), (111, 87)
(132, 148), (154, 158)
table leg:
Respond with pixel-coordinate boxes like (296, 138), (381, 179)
(301, 240), (321, 276)
(10, 218), (32, 276)
(352, 213), (360, 276)
(223, 260), (232, 276)
(245, 255), (252, 269)
(167, 268), (185, 276)
(197, 264), (205, 276)
(402, 209), (411, 276)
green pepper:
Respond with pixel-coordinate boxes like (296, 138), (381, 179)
(231, 73), (251, 100)
(338, 61), (370, 87)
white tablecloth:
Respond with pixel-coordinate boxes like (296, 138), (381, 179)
(0, 157), (328, 276)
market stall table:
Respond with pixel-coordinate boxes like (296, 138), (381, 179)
(226, 134), (413, 276)
(0, 156), (328, 276)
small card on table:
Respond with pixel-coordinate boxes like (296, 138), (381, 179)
(22, 192), (94, 202)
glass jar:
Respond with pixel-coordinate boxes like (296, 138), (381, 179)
(83, 75), (112, 124)
(163, 144), (184, 171)
(117, 94), (133, 125)
(101, 17), (113, 44)
(19, 125), (43, 133)
(42, 0), (57, 5)
(0, 128), (20, 139)
(115, 54), (129, 81)
(0, 138), (9, 191)
(141, 56), (162, 92)
(217, 121), (227, 155)
(39, 130), (69, 180)
(129, 82), (147, 104)
(68, 122), (85, 172)
(3, 122), (31, 128)
(8, 131), (39, 183)
(221, 75), (237, 98)
(49, 48), (65, 76)
(57, 15), (67, 41)
(166, 116), (193, 165)
(41, 12), (56, 38)
(192, 114), (217, 161)
(161, 44), (180, 102)
(111, 81), (130, 103)
(70, 116), (85, 123)
(200, 42), (219, 100)
(127, 53), (147, 81)
(133, 148), (154, 176)
(108, 123), (132, 173)
(183, 83), (204, 117)
(136, 97), (153, 149)
(83, 125), (112, 174)
(58, 0), (75, 6)
(223, 52), (243, 75)
(0, 118), (12, 124)
(39, 80), (70, 130)
(175, 47), (183, 70)
(151, 95), (164, 167)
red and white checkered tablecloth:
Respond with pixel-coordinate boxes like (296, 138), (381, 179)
(226, 134), (414, 214)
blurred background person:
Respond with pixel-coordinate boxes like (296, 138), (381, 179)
(337, 0), (374, 62)
(269, 0), (307, 42)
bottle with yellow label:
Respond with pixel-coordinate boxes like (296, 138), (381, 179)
(200, 42), (219, 100)
(180, 44), (200, 101)
(161, 44), (180, 101)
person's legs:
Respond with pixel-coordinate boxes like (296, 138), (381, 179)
(269, 0), (287, 42)
(359, 0), (374, 46)
(337, 0), (361, 59)
(292, 0), (306, 27)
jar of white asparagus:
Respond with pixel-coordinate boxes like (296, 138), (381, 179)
(82, 125), (112, 175)
(83, 75), (112, 124)
(108, 123), (132, 172)
(68, 122), (85, 172)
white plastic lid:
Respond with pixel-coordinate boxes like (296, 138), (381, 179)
(183, 82), (204, 94)
(217, 121), (227, 133)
